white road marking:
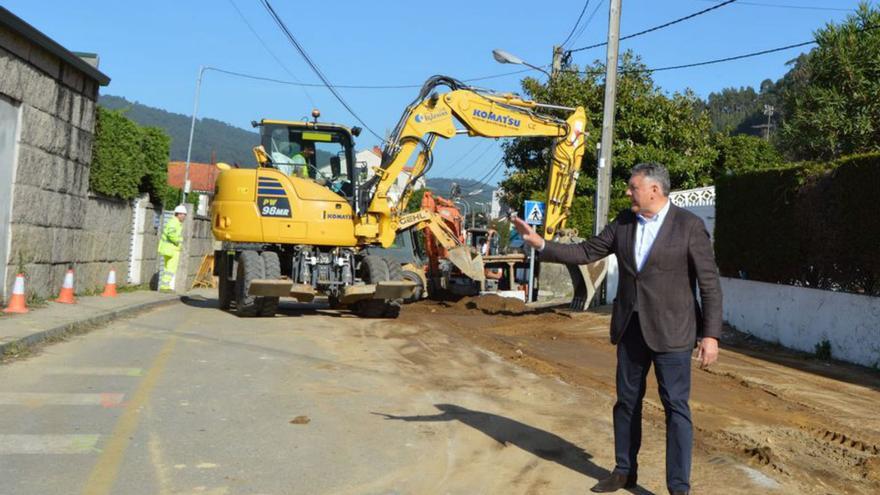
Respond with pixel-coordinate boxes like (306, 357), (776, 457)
(39, 366), (144, 376)
(0, 392), (124, 407)
(0, 434), (100, 454)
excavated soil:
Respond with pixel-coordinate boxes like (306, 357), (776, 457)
(397, 297), (880, 495)
(453, 294), (529, 315)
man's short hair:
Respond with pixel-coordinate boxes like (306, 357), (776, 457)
(630, 162), (670, 196)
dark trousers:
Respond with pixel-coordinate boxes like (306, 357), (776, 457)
(613, 314), (693, 492)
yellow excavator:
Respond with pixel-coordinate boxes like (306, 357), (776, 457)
(211, 75), (588, 317)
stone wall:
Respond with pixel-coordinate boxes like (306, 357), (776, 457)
(179, 214), (214, 291)
(5, 195), (134, 296)
(130, 197), (160, 287)
(7, 194), (211, 298)
(0, 22), (100, 299)
(78, 195), (133, 292)
(0, 21), (216, 300)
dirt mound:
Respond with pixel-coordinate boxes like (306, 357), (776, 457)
(454, 294), (528, 315)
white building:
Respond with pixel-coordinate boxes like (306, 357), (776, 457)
(356, 146), (426, 205)
(489, 188), (510, 220)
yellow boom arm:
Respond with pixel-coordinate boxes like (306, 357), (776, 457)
(358, 76), (588, 247)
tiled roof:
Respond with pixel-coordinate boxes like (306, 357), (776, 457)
(167, 161), (219, 193)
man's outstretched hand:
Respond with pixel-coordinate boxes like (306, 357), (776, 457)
(511, 215), (545, 250)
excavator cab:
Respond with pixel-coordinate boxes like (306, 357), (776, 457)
(259, 120), (356, 201)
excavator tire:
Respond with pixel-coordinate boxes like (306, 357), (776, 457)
(401, 269), (424, 303)
(382, 258), (404, 317)
(235, 250), (264, 317)
(258, 251), (281, 317)
(217, 253), (234, 310)
(354, 255), (393, 318)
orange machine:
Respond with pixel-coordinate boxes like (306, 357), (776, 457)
(418, 192), (522, 297)
(421, 191), (464, 268)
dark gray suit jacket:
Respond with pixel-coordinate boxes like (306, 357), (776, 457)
(540, 204), (722, 352)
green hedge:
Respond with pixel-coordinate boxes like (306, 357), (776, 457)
(91, 107), (175, 207)
(716, 152), (880, 295)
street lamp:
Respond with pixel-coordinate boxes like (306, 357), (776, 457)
(492, 49), (551, 78)
(457, 198), (471, 228)
(181, 65), (213, 205)
(475, 201), (489, 227)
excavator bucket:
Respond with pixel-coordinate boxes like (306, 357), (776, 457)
(566, 258), (608, 311)
(537, 231), (608, 311)
(446, 246), (485, 283)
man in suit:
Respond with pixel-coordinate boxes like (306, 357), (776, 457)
(513, 163), (722, 495)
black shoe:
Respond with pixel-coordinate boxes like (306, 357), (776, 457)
(590, 472), (637, 492)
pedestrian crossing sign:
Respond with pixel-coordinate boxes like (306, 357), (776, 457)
(524, 200), (545, 226)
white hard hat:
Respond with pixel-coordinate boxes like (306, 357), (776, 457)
(173, 205), (188, 215)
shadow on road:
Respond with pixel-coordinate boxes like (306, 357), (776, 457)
(179, 295), (353, 318)
(374, 404), (654, 494)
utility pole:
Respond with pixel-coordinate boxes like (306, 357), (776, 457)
(751, 104), (775, 141)
(183, 65), (206, 205)
(551, 45), (564, 79)
(763, 104), (774, 141)
(595, 0), (622, 233)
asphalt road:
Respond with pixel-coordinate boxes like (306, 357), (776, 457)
(5, 292), (871, 494)
(0, 293), (615, 495)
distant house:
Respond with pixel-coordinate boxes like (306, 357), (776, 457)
(355, 145), (426, 205)
(167, 161), (218, 216)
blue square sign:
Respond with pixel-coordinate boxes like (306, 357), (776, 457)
(524, 200), (545, 226)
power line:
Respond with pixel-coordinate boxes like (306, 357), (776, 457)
(569, 0), (738, 53)
(561, 1), (591, 47)
(432, 141), (487, 176)
(179, 66), (538, 91)
(446, 141), (498, 177)
(477, 158), (506, 187)
(697, 0), (853, 12)
(259, 0), (385, 141)
(569, 0), (607, 47)
(562, 39), (815, 76)
(565, 22), (880, 75)
(632, 39), (815, 72)
(225, 0), (316, 107)
(466, 156), (506, 190)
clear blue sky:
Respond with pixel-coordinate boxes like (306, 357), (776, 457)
(3, 0), (866, 186)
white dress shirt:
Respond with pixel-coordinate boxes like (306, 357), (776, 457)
(634, 199), (670, 272)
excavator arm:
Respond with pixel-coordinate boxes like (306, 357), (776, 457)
(358, 76), (588, 248)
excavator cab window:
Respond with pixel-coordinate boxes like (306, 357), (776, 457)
(262, 124), (356, 199)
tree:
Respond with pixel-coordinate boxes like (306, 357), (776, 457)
(779, 2), (880, 161)
(91, 108), (176, 206)
(699, 82), (782, 138)
(711, 133), (783, 178)
(91, 108), (144, 199)
(500, 52), (717, 228)
(701, 86), (760, 134)
(405, 188), (427, 213)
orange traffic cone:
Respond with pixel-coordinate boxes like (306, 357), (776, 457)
(56, 268), (76, 304)
(4, 274), (29, 313)
(101, 268), (118, 297)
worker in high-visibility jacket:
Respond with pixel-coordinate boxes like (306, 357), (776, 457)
(158, 205), (187, 292)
